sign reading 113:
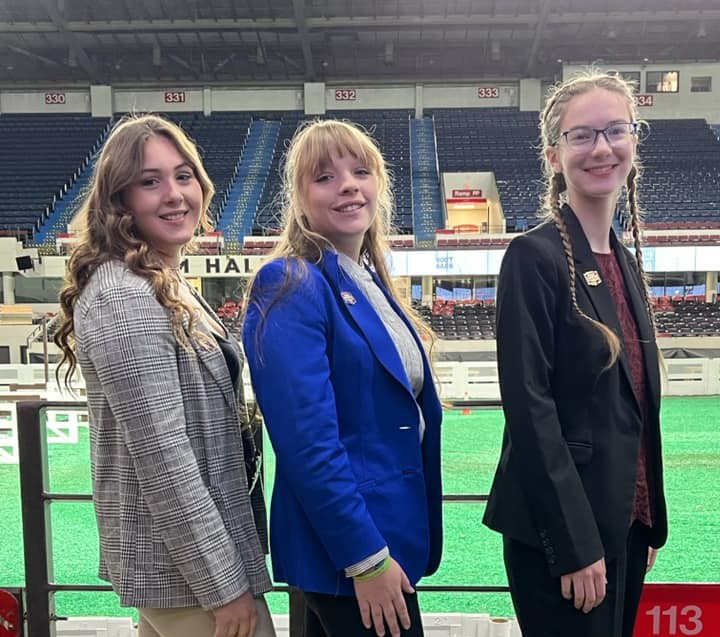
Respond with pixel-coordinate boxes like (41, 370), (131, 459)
(645, 605), (703, 636)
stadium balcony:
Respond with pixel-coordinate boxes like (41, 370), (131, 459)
(642, 228), (720, 245)
(241, 234), (415, 255)
(436, 227), (512, 248)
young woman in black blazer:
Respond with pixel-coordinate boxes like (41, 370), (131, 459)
(483, 72), (668, 637)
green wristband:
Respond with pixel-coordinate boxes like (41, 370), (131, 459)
(353, 556), (391, 582)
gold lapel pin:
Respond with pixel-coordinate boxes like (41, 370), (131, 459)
(341, 291), (357, 305)
(583, 270), (602, 287)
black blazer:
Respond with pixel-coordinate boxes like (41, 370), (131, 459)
(482, 205), (668, 578)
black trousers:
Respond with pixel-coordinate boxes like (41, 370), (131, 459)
(503, 522), (651, 637)
(302, 590), (424, 637)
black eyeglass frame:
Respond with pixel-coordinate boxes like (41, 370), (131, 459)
(555, 121), (639, 147)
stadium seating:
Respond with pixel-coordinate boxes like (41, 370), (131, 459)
(428, 107), (542, 231)
(5, 110), (720, 245)
(418, 297), (720, 340)
(0, 114), (110, 237)
(636, 119), (720, 226)
(252, 109), (415, 235)
(165, 111), (253, 218)
(410, 118), (445, 244)
(252, 111), (304, 234)
(654, 298), (720, 337)
(328, 110), (414, 234)
(420, 300), (497, 340)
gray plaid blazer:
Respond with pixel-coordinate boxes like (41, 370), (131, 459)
(74, 260), (272, 609)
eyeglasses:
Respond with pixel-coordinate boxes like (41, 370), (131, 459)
(558, 122), (639, 149)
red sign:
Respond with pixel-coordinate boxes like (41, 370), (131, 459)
(44, 92), (66, 104)
(636, 94), (654, 107)
(164, 90), (186, 103)
(334, 89), (357, 101)
(477, 87), (499, 98)
(452, 189), (483, 198)
(634, 584), (720, 637)
(446, 198), (487, 204)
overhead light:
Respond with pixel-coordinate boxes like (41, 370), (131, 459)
(490, 39), (501, 61)
(697, 23), (707, 38)
(606, 25), (617, 39)
(256, 44), (265, 65)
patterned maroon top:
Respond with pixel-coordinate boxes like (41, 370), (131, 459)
(594, 251), (653, 528)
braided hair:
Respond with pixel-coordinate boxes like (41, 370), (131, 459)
(539, 71), (656, 366)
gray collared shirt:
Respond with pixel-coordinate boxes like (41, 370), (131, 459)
(337, 253), (425, 440)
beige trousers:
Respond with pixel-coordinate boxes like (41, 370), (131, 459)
(138, 596), (276, 637)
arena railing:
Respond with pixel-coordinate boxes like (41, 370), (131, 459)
(14, 399), (508, 637)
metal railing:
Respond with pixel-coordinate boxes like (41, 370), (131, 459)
(15, 399), (508, 637)
(16, 401), (111, 637)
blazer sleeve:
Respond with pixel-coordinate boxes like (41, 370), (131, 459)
(496, 236), (604, 575)
(242, 261), (387, 570)
(79, 283), (249, 609)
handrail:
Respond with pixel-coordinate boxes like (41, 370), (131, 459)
(16, 399), (508, 637)
(17, 400), (107, 637)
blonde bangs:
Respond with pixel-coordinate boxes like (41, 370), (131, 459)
(293, 120), (384, 185)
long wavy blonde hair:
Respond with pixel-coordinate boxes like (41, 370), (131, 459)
(55, 113), (215, 388)
(245, 118), (433, 347)
(540, 71), (656, 366)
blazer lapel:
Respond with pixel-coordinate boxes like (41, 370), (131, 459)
(611, 233), (662, 413)
(190, 309), (240, 416)
(321, 253), (414, 395)
(564, 208), (640, 413)
(368, 268), (433, 374)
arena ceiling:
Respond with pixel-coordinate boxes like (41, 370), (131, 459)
(0, 0), (719, 87)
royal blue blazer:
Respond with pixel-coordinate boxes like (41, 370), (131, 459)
(243, 251), (443, 596)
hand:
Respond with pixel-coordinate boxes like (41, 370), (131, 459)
(354, 558), (415, 637)
(212, 590), (257, 637)
(647, 547), (659, 573)
(560, 558), (607, 614)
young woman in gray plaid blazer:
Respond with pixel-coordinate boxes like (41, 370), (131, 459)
(55, 114), (275, 637)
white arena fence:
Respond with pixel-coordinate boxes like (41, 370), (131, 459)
(2, 357), (719, 465)
(54, 614), (522, 637)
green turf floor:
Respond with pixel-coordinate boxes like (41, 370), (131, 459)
(0, 395), (718, 620)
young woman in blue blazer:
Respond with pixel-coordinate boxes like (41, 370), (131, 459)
(243, 119), (443, 637)
(483, 72), (668, 637)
